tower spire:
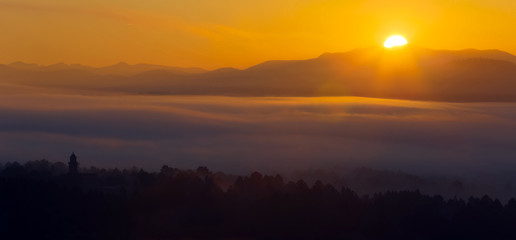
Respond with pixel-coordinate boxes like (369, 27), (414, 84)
(68, 152), (78, 175)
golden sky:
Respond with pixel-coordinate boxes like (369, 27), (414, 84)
(1, 0), (515, 69)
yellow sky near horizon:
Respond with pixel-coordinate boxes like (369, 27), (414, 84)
(1, 0), (515, 69)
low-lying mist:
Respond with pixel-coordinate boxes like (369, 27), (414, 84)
(2, 90), (516, 177)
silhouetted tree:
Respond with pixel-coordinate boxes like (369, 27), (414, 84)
(1, 161), (516, 239)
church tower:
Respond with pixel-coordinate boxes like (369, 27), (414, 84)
(68, 152), (79, 175)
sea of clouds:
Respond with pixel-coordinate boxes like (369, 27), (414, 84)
(1, 90), (516, 179)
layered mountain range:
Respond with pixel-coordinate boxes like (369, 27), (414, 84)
(2, 46), (516, 101)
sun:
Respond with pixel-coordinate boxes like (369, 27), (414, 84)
(384, 35), (408, 48)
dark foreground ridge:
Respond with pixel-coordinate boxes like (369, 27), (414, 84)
(1, 159), (515, 240)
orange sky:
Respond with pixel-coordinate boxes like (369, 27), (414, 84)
(1, 0), (515, 69)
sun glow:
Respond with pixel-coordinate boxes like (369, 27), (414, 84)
(384, 35), (408, 48)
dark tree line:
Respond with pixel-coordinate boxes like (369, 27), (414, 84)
(0, 160), (516, 240)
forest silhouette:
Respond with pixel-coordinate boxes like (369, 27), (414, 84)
(1, 159), (516, 240)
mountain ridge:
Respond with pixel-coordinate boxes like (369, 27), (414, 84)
(4, 62), (207, 76)
(1, 47), (516, 102)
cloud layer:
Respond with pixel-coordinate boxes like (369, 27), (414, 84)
(1, 93), (516, 178)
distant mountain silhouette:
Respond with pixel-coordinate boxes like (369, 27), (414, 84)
(2, 46), (516, 101)
(6, 62), (206, 76)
